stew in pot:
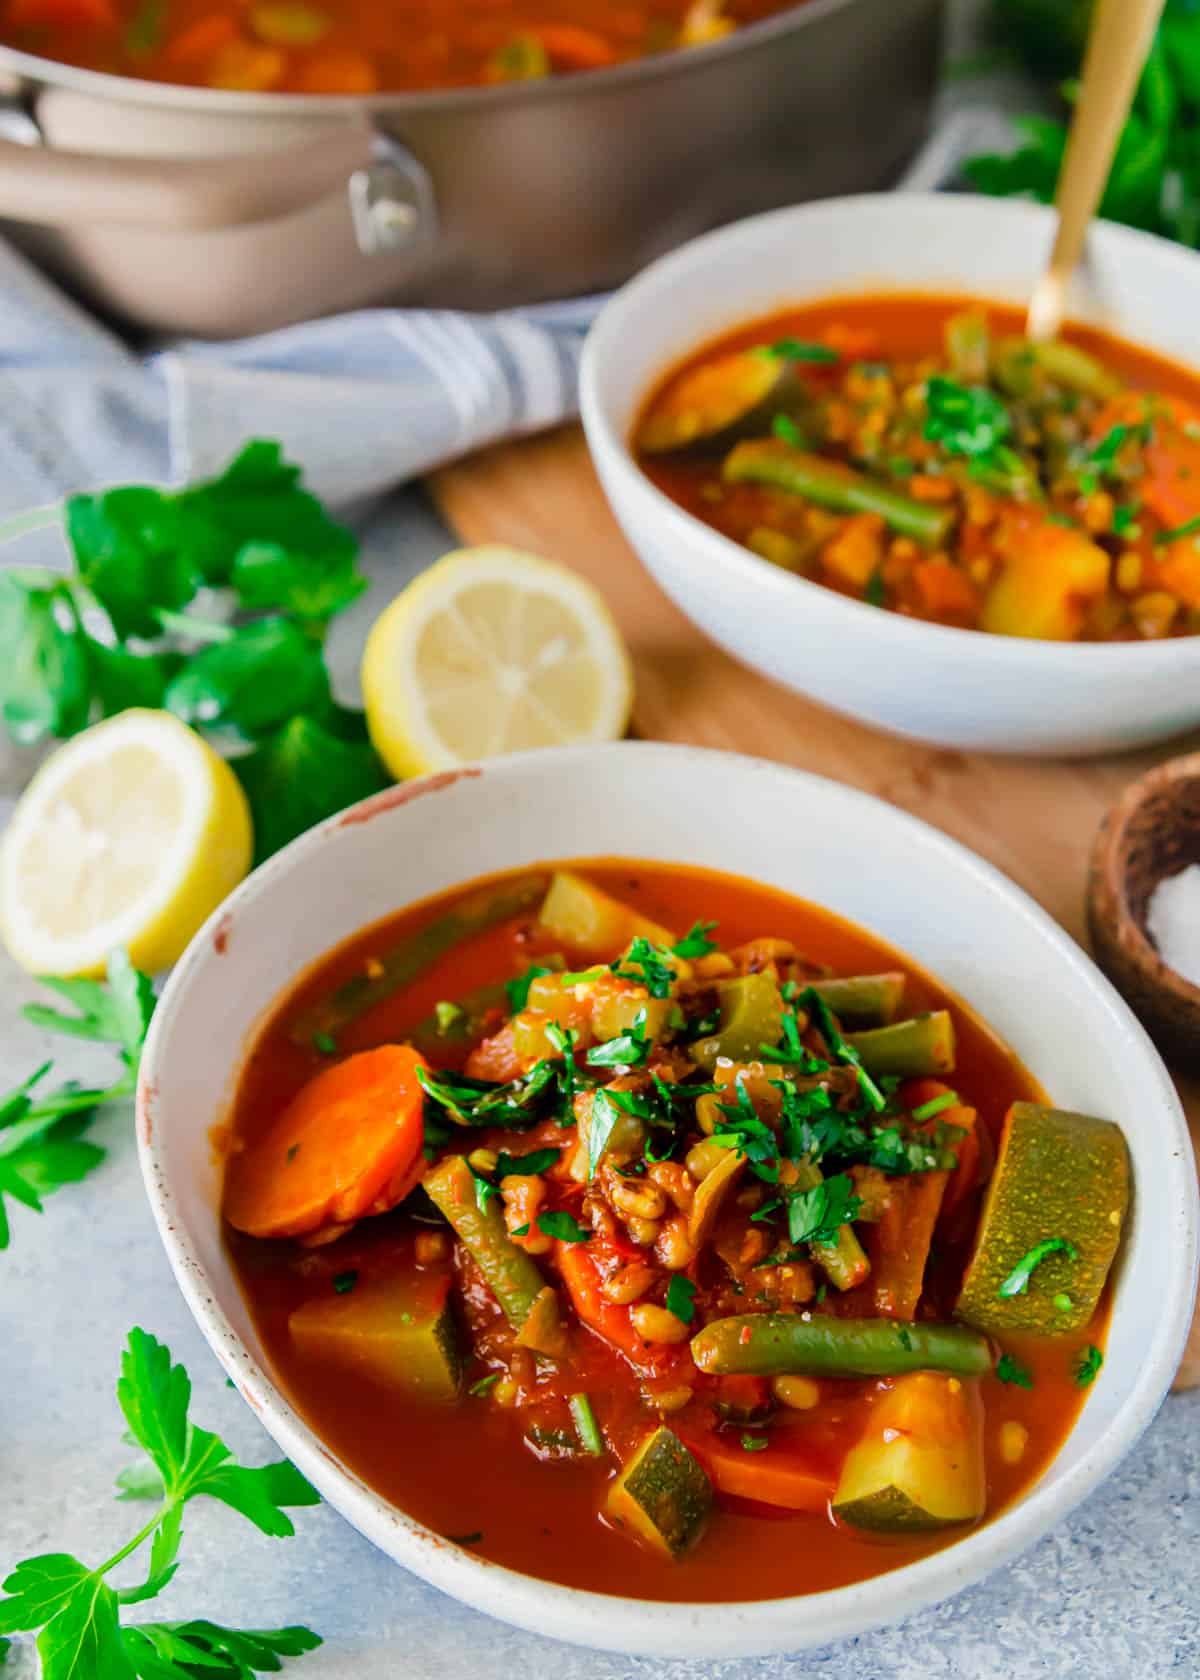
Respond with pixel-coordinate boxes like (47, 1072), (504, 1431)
(1, 0), (797, 93)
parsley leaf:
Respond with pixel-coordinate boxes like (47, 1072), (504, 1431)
(771, 414), (805, 447)
(757, 339), (839, 364)
(232, 711), (388, 866)
(998, 1237), (1079, 1298)
(924, 376), (1012, 461)
(0, 1328), (319, 1680)
(785, 1172), (861, 1246)
(586, 1009), (651, 1069)
(910, 1090), (959, 1123)
(506, 964), (553, 1013)
(536, 1210), (588, 1243)
(24, 949), (155, 1067)
(1074, 1345), (1103, 1387)
(166, 618), (330, 741)
(673, 920), (719, 958)
(2, 952), (155, 1252)
(740, 1433), (770, 1451)
(996, 1352), (1034, 1389)
(331, 1271), (357, 1295)
(587, 1088), (622, 1180)
(611, 937), (675, 999)
(416, 1060), (558, 1130)
(494, 1147), (559, 1180)
(799, 988), (887, 1113)
(664, 1276), (698, 1325)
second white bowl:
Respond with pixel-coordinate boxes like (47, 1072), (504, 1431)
(580, 194), (1200, 756)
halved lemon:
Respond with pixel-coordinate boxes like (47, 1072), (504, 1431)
(361, 545), (633, 779)
(0, 708), (252, 976)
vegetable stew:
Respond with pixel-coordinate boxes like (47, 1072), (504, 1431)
(223, 862), (1129, 1599)
(2, 0), (795, 94)
(636, 293), (1200, 642)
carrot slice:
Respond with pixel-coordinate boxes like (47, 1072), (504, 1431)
(912, 559), (979, 619)
(531, 24), (616, 68)
(224, 1045), (427, 1240)
(681, 1432), (833, 1513)
(861, 1078), (973, 1318)
(164, 12), (238, 64)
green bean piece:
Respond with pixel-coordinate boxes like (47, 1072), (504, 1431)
(944, 310), (990, 383)
(422, 1154), (547, 1332)
(406, 981), (510, 1055)
(723, 439), (954, 546)
(792, 1159), (871, 1291)
(1030, 339), (1122, 400)
(811, 1222), (871, 1292)
(806, 972), (906, 1026)
(690, 1314), (991, 1378)
(847, 1011), (956, 1078)
(290, 873), (549, 1043)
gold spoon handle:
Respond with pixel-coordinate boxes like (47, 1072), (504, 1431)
(1026, 0), (1167, 342)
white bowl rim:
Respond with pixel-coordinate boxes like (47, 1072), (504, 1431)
(137, 741), (1199, 1659)
(580, 191), (1200, 671)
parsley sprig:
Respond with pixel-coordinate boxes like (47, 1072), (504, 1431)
(0, 442), (387, 864)
(0, 1328), (319, 1679)
(1, 951), (154, 1252)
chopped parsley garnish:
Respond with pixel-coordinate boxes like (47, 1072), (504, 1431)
(1112, 501), (1141, 537)
(1074, 1344), (1103, 1387)
(1084, 423), (1128, 479)
(740, 1433), (770, 1451)
(997, 1237), (1079, 1299)
(714, 1082), (781, 1183)
(996, 1352), (1034, 1389)
(417, 1059), (558, 1129)
(1156, 513), (1200, 544)
(772, 414), (805, 447)
(664, 1275), (698, 1325)
(1053, 1293), (1073, 1313)
(587, 1009), (651, 1069)
(611, 936), (676, 999)
(494, 1147), (559, 1180)
(673, 919), (719, 958)
(785, 1172), (860, 1246)
(313, 1031), (337, 1056)
(471, 1167), (499, 1212)
(506, 963), (553, 1013)
(286, 1143), (301, 1163)
(757, 338), (839, 364)
(468, 1373), (501, 1396)
(587, 1088), (623, 1180)
(864, 569), (887, 608)
(910, 1089), (959, 1123)
(896, 1326), (913, 1351)
(331, 1270), (358, 1294)
(536, 1209), (589, 1243)
(924, 376), (1012, 461)
(799, 987), (887, 1113)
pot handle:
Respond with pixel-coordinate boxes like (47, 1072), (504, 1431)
(0, 121), (433, 250)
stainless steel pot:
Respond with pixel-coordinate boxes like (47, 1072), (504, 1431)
(0, 0), (943, 338)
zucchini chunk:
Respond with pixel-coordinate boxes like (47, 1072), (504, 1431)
(605, 1426), (713, 1558)
(537, 869), (675, 954)
(690, 973), (785, 1068)
(636, 351), (805, 454)
(833, 1372), (985, 1532)
(289, 1270), (462, 1402)
(955, 1102), (1130, 1336)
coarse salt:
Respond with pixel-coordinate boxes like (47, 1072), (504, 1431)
(1146, 863), (1200, 988)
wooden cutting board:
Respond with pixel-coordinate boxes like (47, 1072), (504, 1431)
(430, 423), (1200, 1387)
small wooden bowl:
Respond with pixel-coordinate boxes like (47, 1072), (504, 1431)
(1089, 751), (1200, 1068)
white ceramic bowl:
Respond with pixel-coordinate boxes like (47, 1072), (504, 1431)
(580, 194), (1200, 757)
(137, 743), (1197, 1659)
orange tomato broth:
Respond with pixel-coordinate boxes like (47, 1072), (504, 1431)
(224, 861), (1108, 1602)
(1, 0), (795, 94)
(636, 292), (1200, 641)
